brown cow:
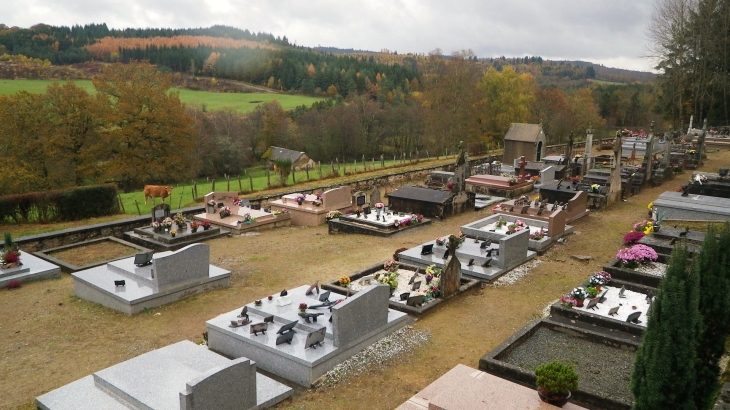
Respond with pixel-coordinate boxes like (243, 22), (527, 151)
(143, 185), (173, 204)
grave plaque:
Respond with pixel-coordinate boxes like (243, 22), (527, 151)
(411, 281), (422, 291)
(626, 311), (642, 324)
(263, 315), (274, 323)
(406, 295), (424, 307)
(277, 321), (297, 335)
(250, 323), (268, 335)
(237, 306), (249, 319)
(353, 192), (366, 207)
(408, 274), (416, 285)
(319, 291), (331, 302)
(304, 327), (326, 349)
(481, 258), (492, 267)
(619, 286), (626, 298)
(399, 292), (410, 301)
(520, 205), (530, 214)
(608, 306), (620, 316)
(585, 298), (600, 310)
(420, 244), (434, 255)
(276, 331), (295, 345)
(151, 203), (171, 223)
(305, 281), (320, 295)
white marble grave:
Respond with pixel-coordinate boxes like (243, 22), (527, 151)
(0, 251), (61, 287)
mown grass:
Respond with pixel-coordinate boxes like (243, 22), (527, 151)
(0, 79), (325, 114)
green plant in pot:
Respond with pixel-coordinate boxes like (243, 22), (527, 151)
(535, 361), (578, 407)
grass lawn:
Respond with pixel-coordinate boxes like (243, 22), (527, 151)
(119, 157), (451, 217)
(0, 79), (325, 114)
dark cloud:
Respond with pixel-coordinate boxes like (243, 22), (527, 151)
(4, 0), (655, 71)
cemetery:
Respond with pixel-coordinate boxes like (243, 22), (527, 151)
(36, 340), (293, 410)
(71, 243), (231, 314)
(268, 186), (352, 226)
(205, 284), (411, 387)
(321, 260), (480, 316)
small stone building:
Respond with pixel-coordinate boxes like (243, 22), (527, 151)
(262, 146), (314, 171)
(503, 123), (546, 165)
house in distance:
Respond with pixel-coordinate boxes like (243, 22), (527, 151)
(262, 146), (314, 170)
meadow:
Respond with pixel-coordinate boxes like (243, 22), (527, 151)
(0, 79), (325, 114)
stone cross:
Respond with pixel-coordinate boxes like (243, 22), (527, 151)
(585, 124), (593, 158)
(518, 156), (527, 180)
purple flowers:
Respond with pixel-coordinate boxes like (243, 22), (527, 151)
(616, 244), (658, 268)
(623, 231), (645, 245)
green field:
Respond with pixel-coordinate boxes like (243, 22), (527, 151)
(0, 79), (325, 114)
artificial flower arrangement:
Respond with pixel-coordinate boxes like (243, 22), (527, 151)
(325, 210), (343, 221)
(496, 217), (506, 228)
(616, 244), (658, 269)
(298, 303), (308, 311)
(201, 221), (212, 229)
(151, 221), (161, 230)
(530, 230), (546, 240)
(560, 295), (578, 308)
(379, 271), (399, 290)
(633, 220), (652, 233)
(508, 178), (518, 184)
(190, 221), (200, 232)
(570, 287), (588, 300)
(233, 196), (242, 206)
(424, 283), (441, 299)
(623, 231), (645, 245)
(161, 217), (174, 229)
(296, 194), (306, 205)
(173, 213), (187, 226)
(384, 259), (399, 273)
(2, 234), (21, 267)
(586, 286), (599, 298)
(590, 184), (601, 193)
(570, 177), (581, 184)
(272, 210), (282, 216)
(219, 206), (232, 218)
(170, 229), (178, 237)
(395, 216), (412, 227)
(374, 202), (385, 209)
(435, 237), (446, 246)
(588, 271), (611, 287)
(531, 175), (541, 184)
(425, 265), (441, 284)
(338, 276), (351, 286)
(242, 213), (256, 224)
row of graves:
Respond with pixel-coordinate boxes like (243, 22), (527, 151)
(474, 217), (705, 409)
(653, 168), (730, 222)
(36, 234), (492, 409)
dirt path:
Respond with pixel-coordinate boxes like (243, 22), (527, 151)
(1, 150), (727, 410)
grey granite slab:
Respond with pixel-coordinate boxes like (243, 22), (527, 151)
(36, 340), (293, 410)
(654, 191), (730, 221)
(0, 250), (61, 287)
(206, 285), (410, 386)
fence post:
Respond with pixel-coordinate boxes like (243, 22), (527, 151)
(266, 170), (270, 187)
(134, 199), (142, 216)
(249, 175), (254, 191)
(212, 178), (216, 191)
(238, 175), (242, 192)
(227, 176), (230, 192)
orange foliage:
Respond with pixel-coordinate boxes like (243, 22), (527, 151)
(85, 36), (277, 59)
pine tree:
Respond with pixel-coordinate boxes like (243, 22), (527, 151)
(631, 245), (700, 409)
(694, 224), (730, 409)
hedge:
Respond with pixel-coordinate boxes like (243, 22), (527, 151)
(0, 184), (120, 223)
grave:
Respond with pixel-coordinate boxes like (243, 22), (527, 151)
(35, 340), (292, 410)
(328, 208), (432, 237)
(652, 191), (730, 222)
(396, 364), (587, 410)
(682, 171), (730, 198)
(396, 229), (536, 281)
(637, 226), (704, 257)
(386, 185), (475, 219)
(269, 186), (352, 226)
(480, 319), (639, 410)
(548, 284), (655, 335)
(34, 237), (149, 273)
(466, 156), (535, 199)
(537, 182), (589, 222)
(192, 191), (292, 233)
(206, 284), (410, 387)
(72, 243), (230, 314)
(321, 261), (479, 316)
(461, 213), (574, 254)
(0, 250), (61, 288)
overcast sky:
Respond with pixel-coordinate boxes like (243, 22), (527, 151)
(5, 0), (657, 72)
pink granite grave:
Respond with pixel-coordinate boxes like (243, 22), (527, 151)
(192, 192), (291, 234)
(396, 364), (586, 410)
(269, 186), (352, 226)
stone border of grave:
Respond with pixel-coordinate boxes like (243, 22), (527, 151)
(34, 237), (151, 273)
(479, 318), (637, 410)
(603, 255), (669, 289)
(124, 225), (230, 251)
(548, 281), (656, 337)
(321, 261), (480, 316)
(327, 217), (433, 237)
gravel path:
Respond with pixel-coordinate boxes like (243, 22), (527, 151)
(317, 326), (431, 388)
(500, 327), (636, 403)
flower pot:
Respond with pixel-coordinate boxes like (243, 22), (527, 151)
(191, 228), (198, 233)
(595, 285), (601, 292)
(299, 309), (306, 313)
(575, 298), (585, 307)
(171, 233), (176, 238)
(538, 389), (571, 408)
(203, 226), (210, 231)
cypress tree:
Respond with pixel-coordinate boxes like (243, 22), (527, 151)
(694, 224), (730, 410)
(631, 245), (700, 409)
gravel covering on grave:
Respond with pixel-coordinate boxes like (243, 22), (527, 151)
(633, 261), (667, 277)
(491, 259), (542, 287)
(500, 326), (635, 403)
(317, 326), (431, 388)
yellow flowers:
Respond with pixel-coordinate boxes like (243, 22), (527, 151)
(338, 276), (351, 286)
(647, 202), (653, 211)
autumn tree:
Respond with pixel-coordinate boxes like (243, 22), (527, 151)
(476, 66), (536, 143)
(92, 61), (197, 192)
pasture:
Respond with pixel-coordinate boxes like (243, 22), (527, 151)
(0, 79), (325, 114)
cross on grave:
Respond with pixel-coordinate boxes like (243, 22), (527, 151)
(518, 155), (527, 180)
